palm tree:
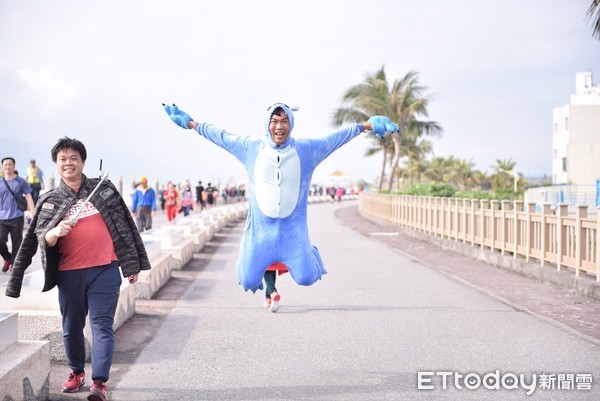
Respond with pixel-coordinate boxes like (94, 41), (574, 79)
(384, 72), (442, 191)
(332, 66), (442, 192)
(587, 0), (600, 39)
(333, 67), (390, 191)
(424, 156), (454, 183)
(452, 158), (475, 191)
(490, 158), (517, 191)
(472, 170), (490, 191)
(363, 133), (394, 191)
(401, 134), (433, 186)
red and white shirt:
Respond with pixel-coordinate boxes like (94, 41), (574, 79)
(58, 199), (117, 271)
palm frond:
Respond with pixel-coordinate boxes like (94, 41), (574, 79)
(586, 0), (600, 39)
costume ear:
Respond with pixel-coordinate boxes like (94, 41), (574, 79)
(290, 105), (300, 112)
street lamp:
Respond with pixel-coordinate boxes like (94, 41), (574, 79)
(500, 169), (520, 193)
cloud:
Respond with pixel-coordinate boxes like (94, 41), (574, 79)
(1, 0), (598, 185)
(16, 67), (79, 119)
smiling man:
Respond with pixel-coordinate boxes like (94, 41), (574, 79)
(269, 109), (290, 145)
(5, 137), (151, 401)
(165, 102), (398, 311)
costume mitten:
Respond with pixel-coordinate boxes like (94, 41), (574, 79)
(163, 103), (193, 129)
(368, 116), (399, 137)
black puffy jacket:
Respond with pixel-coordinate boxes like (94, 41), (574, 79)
(5, 174), (151, 298)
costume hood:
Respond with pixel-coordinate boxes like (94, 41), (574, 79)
(264, 103), (296, 149)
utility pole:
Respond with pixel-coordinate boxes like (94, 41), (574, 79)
(501, 169), (519, 193)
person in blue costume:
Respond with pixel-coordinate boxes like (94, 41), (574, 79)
(163, 103), (398, 304)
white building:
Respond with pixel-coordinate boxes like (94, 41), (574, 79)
(552, 72), (600, 185)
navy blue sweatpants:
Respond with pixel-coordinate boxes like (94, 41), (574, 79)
(56, 261), (121, 383)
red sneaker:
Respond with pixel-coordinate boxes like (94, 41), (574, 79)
(88, 380), (108, 401)
(2, 260), (10, 273)
(61, 371), (85, 393)
(263, 298), (272, 308)
(270, 291), (281, 313)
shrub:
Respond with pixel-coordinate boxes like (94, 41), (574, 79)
(453, 190), (494, 200)
(404, 183), (456, 197)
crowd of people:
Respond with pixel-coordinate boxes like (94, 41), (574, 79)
(128, 178), (248, 228)
(310, 184), (363, 202)
(158, 181), (246, 213)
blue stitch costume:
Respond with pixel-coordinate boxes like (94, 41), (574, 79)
(164, 103), (398, 293)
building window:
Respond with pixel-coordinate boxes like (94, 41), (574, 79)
(564, 117), (569, 131)
(562, 157), (567, 172)
(554, 123), (558, 133)
(553, 149), (557, 158)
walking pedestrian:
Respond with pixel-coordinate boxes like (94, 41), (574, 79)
(180, 184), (193, 216)
(205, 182), (216, 207)
(163, 181), (179, 223)
(130, 175), (157, 232)
(1, 157), (35, 272)
(25, 158), (45, 204)
(195, 180), (205, 210)
(4, 137), (151, 401)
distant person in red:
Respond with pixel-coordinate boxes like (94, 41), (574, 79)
(163, 181), (179, 223)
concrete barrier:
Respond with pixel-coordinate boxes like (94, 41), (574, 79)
(0, 340), (50, 401)
(143, 238), (162, 260)
(0, 269), (59, 311)
(204, 212), (223, 232)
(0, 270), (136, 361)
(187, 215), (216, 241)
(175, 219), (207, 252)
(204, 219), (216, 241)
(0, 312), (18, 353)
(136, 249), (172, 300)
(0, 313), (51, 400)
(224, 203), (247, 220)
(209, 205), (240, 228)
(234, 203), (249, 219)
(214, 207), (235, 225)
(141, 228), (194, 270)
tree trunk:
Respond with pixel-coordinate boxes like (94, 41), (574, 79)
(386, 134), (402, 192)
(377, 142), (387, 191)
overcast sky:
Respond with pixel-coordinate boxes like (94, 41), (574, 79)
(1, 0), (598, 189)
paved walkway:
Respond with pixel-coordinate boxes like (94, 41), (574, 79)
(47, 202), (600, 400)
(335, 206), (600, 344)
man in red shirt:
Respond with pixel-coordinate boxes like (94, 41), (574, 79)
(6, 137), (150, 401)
